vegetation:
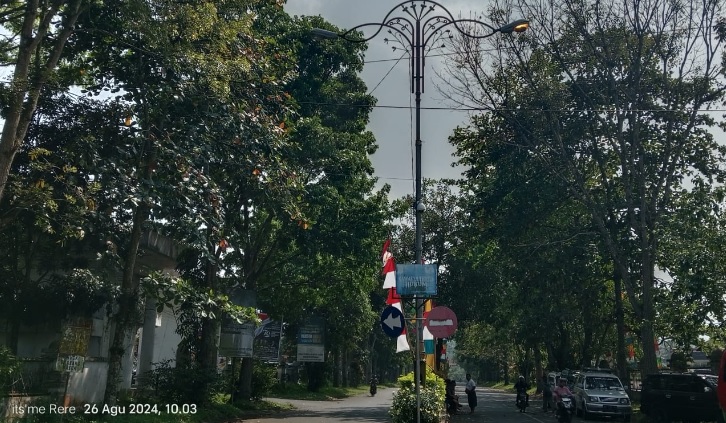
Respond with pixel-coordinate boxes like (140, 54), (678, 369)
(435, 0), (726, 382)
(390, 368), (446, 423)
(0, 0), (725, 420)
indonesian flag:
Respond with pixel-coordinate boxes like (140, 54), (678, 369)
(382, 238), (410, 353)
(386, 288), (410, 352)
(381, 238), (396, 289)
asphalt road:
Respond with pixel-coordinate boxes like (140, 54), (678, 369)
(243, 383), (608, 423)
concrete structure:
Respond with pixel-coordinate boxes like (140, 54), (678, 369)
(0, 231), (181, 415)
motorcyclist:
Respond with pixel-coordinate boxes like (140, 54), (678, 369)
(553, 378), (574, 416)
(514, 375), (530, 407)
(369, 375), (378, 396)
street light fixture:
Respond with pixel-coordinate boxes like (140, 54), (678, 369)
(313, 2), (528, 422)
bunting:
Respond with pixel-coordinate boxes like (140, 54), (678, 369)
(382, 240), (410, 352)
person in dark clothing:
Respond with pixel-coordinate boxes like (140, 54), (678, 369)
(514, 375), (530, 407)
(540, 375), (553, 412)
(445, 378), (462, 413)
(465, 373), (477, 414)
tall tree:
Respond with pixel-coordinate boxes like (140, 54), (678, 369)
(440, 0), (726, 376)
(58, 0), (298, 403)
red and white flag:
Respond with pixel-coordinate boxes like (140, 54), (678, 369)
(381, 239), (396, 289)
(382, 238), (409, 353)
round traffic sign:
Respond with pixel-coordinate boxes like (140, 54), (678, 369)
(380, 306), (405, 338)
(425, 306), (458, 338)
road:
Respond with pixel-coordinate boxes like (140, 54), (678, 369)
(243, 383), (603, 423)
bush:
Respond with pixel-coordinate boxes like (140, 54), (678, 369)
(251, 361), (277, 400)
(390, 384), (444, 423)
(397, 367), (446, 392)
(137, 359), (220, 405)
(390, 368), (445, 423)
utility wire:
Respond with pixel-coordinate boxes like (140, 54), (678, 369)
(297, 101), (726, 113)
(368, 52), (407, 95)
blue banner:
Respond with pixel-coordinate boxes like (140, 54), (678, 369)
(395, 264), (437, 296)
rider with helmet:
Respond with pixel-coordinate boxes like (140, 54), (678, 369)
(514, 375), (530, 408)
(553, 378), (574, 415)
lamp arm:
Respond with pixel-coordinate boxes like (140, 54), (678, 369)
(338, 21), (415, 49)
(422, 18), (498, 47)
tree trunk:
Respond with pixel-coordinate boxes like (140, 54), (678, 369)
(582, 324), (593, 368)
(614, 271), (629, 387)
(197, 317), (220, 403)
(534, 347), (543, 393)
(333, 349), (341, 387)
(236, 357), (254, 401)
(637, 247), (659, 377)
(103, 204), (148, 405)
(342, 348), (349, 388)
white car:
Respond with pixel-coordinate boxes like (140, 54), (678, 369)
(573, 371), (632, 422)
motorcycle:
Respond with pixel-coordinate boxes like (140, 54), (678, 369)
(516, 391), (529, 413)
(556, 396), (574, 423)
(369, 379), (378, 396)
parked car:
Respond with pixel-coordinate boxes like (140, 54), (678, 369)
(641, 372), (724, 423)
(573, 371), (632, 421)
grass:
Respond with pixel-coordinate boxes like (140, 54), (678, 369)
(268, 383), (370, 400)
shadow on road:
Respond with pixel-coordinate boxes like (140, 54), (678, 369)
(245, 404), (391, 422)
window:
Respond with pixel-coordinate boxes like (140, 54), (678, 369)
(586, 376), (623, 390)
(667, 376), (693, 392)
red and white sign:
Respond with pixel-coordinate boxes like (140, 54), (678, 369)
(425, 306), (458, 338)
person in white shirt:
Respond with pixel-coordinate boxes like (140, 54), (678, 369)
(465, 373), (477, 414)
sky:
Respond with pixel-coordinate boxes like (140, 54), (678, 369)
(284, 0), (490, 199)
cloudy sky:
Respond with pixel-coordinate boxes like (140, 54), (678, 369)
(284, 0), (491, 199)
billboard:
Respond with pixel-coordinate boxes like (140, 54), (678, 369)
(254, 319), (282, 363)
(296, 317), (325, 362)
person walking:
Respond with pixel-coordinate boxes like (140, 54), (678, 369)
(540, 375), (553, 412)
(465, 373), (477, 414)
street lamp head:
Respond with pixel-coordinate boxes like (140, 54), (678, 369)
(311, 28), (339, 39)
(497, 19), (530, 34)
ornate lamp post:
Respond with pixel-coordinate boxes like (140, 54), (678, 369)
(314, 2), (528, 421)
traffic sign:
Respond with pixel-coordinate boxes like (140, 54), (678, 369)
(425, 306), (458, 338)
(380, 306), (405, 338)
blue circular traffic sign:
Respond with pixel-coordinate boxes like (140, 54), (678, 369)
(380, 306), (405, 338)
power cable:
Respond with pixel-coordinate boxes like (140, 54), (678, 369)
(368, 52), (407, 95)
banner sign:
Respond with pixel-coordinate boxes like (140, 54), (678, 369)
(219, 320), (255, 358)
(254, 319), (282, 363)
(297, 318), (325, 362)
(395, 264), (438, 297)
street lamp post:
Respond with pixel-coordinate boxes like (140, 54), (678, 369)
(314, 2), (528, 422)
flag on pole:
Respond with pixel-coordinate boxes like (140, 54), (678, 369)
(382, 239), (396, 289)
(382, 239), (409, 352)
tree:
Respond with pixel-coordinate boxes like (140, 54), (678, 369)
(440, 0), (726, 376)
(0, 0), (87, 203)
(57, 0), (299, 403)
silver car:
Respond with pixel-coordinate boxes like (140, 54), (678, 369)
(573, 372), (632, 422)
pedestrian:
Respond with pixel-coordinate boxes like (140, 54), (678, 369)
(540, 374), (553, 412)
(465, 373), (477, 414)
(445, 378), (462, 413)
